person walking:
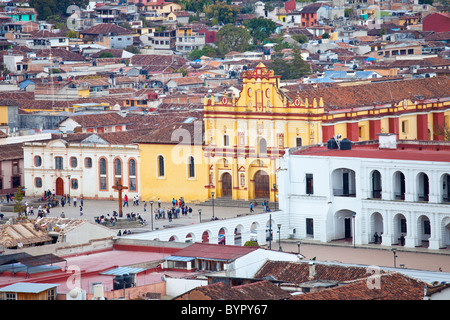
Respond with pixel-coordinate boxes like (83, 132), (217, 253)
(250, 202), (254, 213)
(123, 194), (129, 207)
(73, 196), (77, 208)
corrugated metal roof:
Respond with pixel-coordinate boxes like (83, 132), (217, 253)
(0, 282), (59, 293)
(100, 266), (146, 276)
(164, 256), (196, 262)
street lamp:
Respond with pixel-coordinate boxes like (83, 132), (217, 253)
(277, 223), (282, 251)
(297, 241), (301, 255)
(392, 248), (398, 268)
(198, 208), (202, 223)
(352, 212), (356, 248)
(273, 183), (277, 211)
(268, 214), (273, 250)
(67, 175), (71, 206)
(211, 191), (215, 220)
(150, 200), (154, 231)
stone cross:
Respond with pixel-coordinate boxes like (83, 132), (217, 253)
(112, 178), (128, 217)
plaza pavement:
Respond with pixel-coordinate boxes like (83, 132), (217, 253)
(8, 197), (450, 273)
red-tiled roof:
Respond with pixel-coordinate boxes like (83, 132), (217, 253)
(292, 273), (426, 300)
(287, 76), (450, 110)
(291, 142), (450, 163)
(69, 112), (130, 128)
(81, 23), (134, 36)
(169, 243), (259, 261)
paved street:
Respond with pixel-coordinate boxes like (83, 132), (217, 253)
(10, 197), (450, 273)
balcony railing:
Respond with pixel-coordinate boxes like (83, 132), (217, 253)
(333, 189), (356, 197)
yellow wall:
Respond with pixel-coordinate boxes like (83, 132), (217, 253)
(398, 114), (417, 140)
(0, 106), (8, 125)
(139, 143), (208, 203)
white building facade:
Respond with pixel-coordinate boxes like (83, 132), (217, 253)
(278, 135), (450, 251)
(23, 136), (140, 200)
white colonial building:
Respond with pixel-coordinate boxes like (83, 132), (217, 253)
(23, 131), (142, 200)
(278, 134), (450, 250)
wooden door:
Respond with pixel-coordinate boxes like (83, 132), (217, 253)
(221, 172), (232, 196)
(56, 177), (64, 196)
(254, 170), (269, 198)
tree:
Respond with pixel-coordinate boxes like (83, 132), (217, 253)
(215, 24), (251, 57)
(321, 32), (330, 39)
(292, 34), (308, 44)
(29, 0), (89, 20)
(205, 2), (240, 25)
(14, 187), (25, 218)
(187, 45), (217, 60)
(99, 52), (114, 58)
(243, 17), (277, 44)
(270, 47), (311, 80)
(125, 45), (141, 54)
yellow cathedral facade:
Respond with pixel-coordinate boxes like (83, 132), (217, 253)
(137, 63), (450, 204)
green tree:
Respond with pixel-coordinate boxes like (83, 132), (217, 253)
(14, 187), (25, 218)
(125, 45), (141, 54)
(187, 45), (217, 60)
(292, 34), (308, 44)
(215, 24), (251, 57)
(321, 32), (330, 39)
(243, 17), (277, 44)
(99, 52), (114, 58)
(205, 2), (240, 25)
(271, 47), (311, 80)
(29, 0), (89, 20)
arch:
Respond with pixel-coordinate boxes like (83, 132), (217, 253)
(254, 170), (270, 198)
(168, 235), (179, 242)
(441, 216), (450, 249)
(187, 156), (195, 178)
(99, 157), (108, 191)
(221, 172), (232, 197)
(334, 210), (355, 241)
(332, 168), (356, 197)
(258, 136), (267, 155)
(234, 224), (244, 246)
(185, 232), (195, 243)
(218, 227), (228, 245)
(370, 170), (382, 199)
(440, 173), (450, 203)
(416, 172), (429, 202)
(393, 171), (405, 200)
(369, 212), (383, 244)
(113, 157), (122, 186)
(202, 230), (211, 243)
(416, 214), (431, 246)
(157, 155), (165, 177)
(128, 158), (137, 192)
(393, 213), (407, 245)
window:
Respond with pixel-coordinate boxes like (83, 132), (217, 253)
(258, 137), (267, 155)
(306, 174), (314, 195)
(85, 157), (92, 168)
(70, 157), (78, 168)
(306, 218), (314, 237)
(48, 288), (56, 300)
(277, 134), (284, 148)
(129, 159), (136, 191)
(401, 120), (408, 134)
(424, 220), (431, 235)
(114, 158), (122, 186)
(55, 157), (63, 170)
(34, 156), (42, 167)
(71, 179), (78, 190)
(158, 155), (165, 177)
(223, 135), (229, 147)
(296, 137), (302, 147)
(35, 177), (42, 188)
(240, 173), (245, 186)
(99, 158), (107, 190)
(188, 156), (195, 178)
(5, 293), (16, 300)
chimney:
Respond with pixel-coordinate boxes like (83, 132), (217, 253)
(308, 262), (316, 280)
